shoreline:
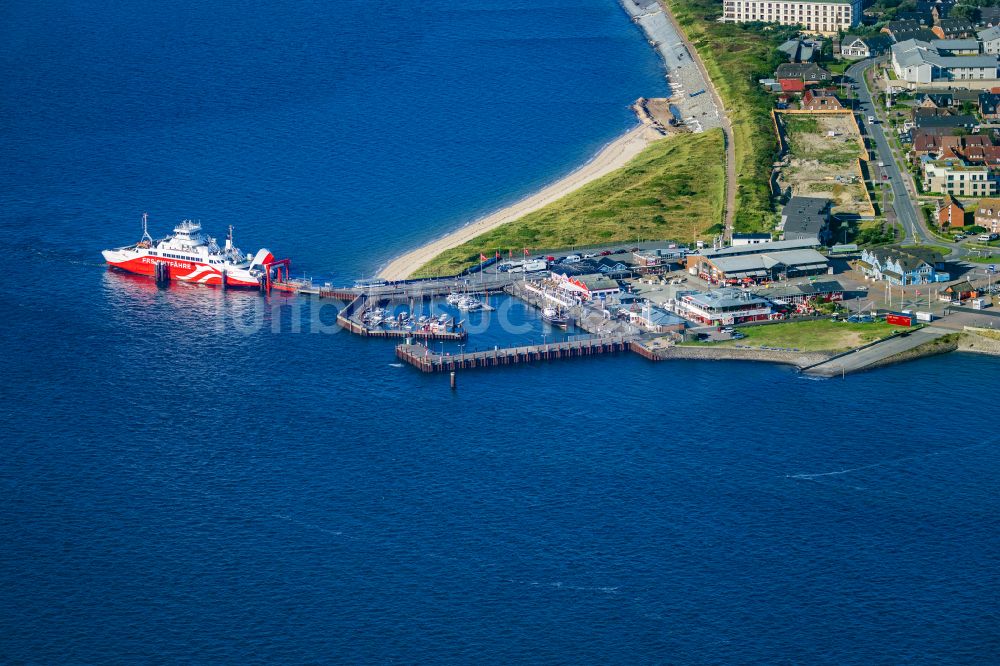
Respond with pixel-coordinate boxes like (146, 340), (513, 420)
(377, 123), (661, 281)
(376, 0), (724, 282)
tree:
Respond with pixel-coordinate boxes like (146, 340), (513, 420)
(952, 4), (980, 22)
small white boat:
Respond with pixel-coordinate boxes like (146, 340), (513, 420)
(456, 296), (484, 311)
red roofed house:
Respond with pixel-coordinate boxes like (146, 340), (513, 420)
(937, 195), (966, 228)
(943, 144), (1000, 167)
(779, 78), (806, 93)
(801, 88), (844, 111)
(911, 132), (992, 159)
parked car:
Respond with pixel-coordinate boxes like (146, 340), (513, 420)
(613, 248), (627, 254)
(582, 253), (596, 259)
(599, 250), (612, 256)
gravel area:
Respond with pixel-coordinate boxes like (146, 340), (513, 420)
(619, 0), (721, 132)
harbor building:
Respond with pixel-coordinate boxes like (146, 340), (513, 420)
(720, 0), (861, 33)
(757, 280), (846, 313)
(671, 288), (776, 326)
(628, 306), (687, 334)
(551, 272), (621, 301)
(686, 240), (830, 286)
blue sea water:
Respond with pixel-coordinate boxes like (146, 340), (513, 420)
(2, 0), (1000, 663)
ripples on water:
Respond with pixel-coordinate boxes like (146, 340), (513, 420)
(2, 0), (1000, 662)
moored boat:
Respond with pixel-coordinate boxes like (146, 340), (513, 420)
(542, 306), (570, 329)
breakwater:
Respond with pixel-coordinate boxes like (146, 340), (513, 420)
(636, 342), (831, 368)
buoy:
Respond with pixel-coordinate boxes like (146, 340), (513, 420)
(450, 371), (456, 390)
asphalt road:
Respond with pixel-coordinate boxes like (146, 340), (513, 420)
(847, 58), (932, 246)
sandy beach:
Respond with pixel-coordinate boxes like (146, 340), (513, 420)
(377, 124), (662, 281)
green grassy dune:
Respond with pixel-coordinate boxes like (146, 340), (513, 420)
(665, 0), (795, 233)
(413, 129), (725, 278)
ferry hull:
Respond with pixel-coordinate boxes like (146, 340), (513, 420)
(102, 252), (262, 288)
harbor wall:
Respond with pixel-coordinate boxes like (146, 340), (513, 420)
(958, 327), (1000, 356)
(642, 343), (830, 368)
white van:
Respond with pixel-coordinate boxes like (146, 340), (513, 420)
(978, 234), (993, 242)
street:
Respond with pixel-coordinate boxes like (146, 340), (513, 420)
(847, 58), (932, 246)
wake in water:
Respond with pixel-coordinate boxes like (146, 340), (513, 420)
(786, 440), (997, 481)
(271, 513), (358, 540)
(508, 579), (621, 595)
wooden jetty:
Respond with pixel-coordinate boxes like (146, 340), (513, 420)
(396, 335), (637, 372)
(337, 295), (467, 341)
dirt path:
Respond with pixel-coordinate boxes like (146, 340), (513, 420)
(657, 0), (736, 240)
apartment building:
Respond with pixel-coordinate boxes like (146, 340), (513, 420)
(721, 0), (861, 34)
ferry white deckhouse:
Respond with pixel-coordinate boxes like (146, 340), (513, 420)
(102, 213), (275, 287)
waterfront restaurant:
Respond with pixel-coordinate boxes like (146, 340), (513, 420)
(672, 288), (776, 326)
(551, 272), (621, 301)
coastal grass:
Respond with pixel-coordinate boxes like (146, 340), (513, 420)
(713, 319), (898, 352)
(413, 130), (725, 278)
(901, 243), (951, 256)
(665, 0), (798, 233)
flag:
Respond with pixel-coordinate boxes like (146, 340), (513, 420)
(508, 249), (513, 260)
(916, 290), (921, 296)
(495, 250), (501, 260)
(479, 253), (487, 262)
(523, 248), (529, 256)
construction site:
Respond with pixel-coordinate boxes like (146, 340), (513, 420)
(772, 111), (876, 218)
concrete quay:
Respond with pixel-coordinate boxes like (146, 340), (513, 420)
(802, 326), (954, 377)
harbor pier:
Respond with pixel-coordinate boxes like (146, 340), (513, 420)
(396, 334), (638, 372)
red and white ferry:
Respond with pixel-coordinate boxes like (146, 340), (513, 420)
(102, 213), (276, 288)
